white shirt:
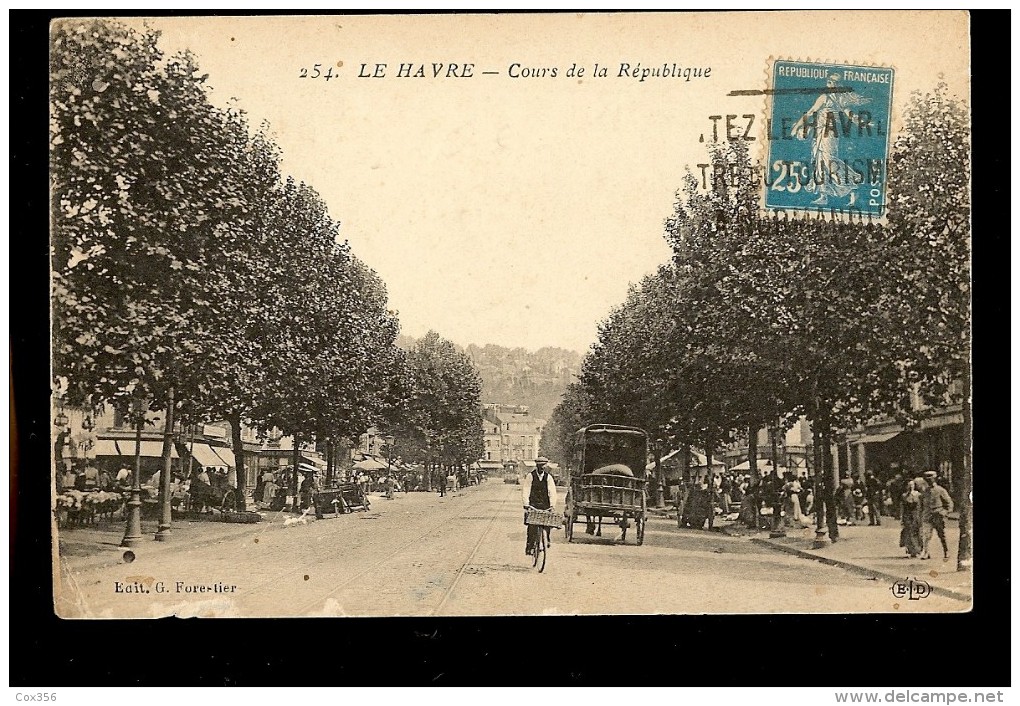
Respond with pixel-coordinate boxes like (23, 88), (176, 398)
(521, 469), (557, 510)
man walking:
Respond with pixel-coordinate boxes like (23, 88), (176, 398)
(865, 471), (884, 526)
(920, 470), (954, 561)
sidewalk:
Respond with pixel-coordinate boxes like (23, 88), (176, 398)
(57, 504), (348, 574)
(720, 517), (972, 603)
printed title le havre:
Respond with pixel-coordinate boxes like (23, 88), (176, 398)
(351, 61), (713, 82)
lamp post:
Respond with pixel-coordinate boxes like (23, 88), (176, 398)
(155, 386), (175, 542)
(121, 396), (146, 547)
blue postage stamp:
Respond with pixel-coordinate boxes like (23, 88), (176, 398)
(765, 60), (894, 217)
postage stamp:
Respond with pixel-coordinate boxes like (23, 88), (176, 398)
(764, 60), (894, 217)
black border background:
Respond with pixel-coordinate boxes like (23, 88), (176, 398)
(11, 9), (1008, 687)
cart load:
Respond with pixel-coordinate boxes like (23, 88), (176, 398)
(591, 463), (635, 477)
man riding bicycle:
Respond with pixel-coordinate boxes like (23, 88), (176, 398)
(522, 457), (557, 555)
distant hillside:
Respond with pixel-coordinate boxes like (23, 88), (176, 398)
(395, 335), (582, 420)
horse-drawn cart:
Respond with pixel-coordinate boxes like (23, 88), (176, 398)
(564, 424), (648, 545)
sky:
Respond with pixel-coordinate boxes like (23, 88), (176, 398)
(121, 12), (969, 354)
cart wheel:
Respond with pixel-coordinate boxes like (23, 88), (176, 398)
(220, 489), (237, 514)
(565, 513), (574, 543)
(637, 516), (646, 545)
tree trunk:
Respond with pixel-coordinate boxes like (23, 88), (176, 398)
(230, 411), (246, 512)
(748, 425), (760, 528)
(957, 364), (972, 570)
(769, 422), (786, 537)
(678, 440), (690, 528)
(706, 437), (715, 530)
(156, 386), (175, 539)
(822, 412), (839, 541)
(812, 415), (826, 539)
(653, 445), (664, 509)
(291, 435), (301, 512)
(326, 439), (334, 487)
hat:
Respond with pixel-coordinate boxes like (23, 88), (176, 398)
(923, 470), (937, 479)
(535, 456), (550, 465)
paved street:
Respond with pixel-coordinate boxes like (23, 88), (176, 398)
(56, 481), (967, 618)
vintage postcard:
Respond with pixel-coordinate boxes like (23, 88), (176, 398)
(50, 11), (972, 618)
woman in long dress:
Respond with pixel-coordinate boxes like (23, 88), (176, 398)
(899, 480), (924, 558)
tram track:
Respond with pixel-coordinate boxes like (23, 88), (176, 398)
(284, 484), (514, 615)
(429, 486), (514, 616)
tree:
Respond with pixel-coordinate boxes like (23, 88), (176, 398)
(885, 83), (971, 569)
(51, 20), (244, 417)
(393, 332), (484, 480)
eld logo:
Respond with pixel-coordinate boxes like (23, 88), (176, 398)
(890, 577), (932, 601)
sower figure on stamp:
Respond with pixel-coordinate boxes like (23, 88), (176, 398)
(522, 457), (557, 555)
(790, 73), (870, 207)
(920, 470), (954, 561)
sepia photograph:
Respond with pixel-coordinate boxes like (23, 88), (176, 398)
(46, 11), (974, 621)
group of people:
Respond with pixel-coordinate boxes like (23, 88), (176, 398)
(898, 470), (954, 561)
(58, 462), (112, 492)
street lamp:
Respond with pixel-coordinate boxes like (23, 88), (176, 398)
(385, 435), (395, 472)
(121, 397), (146, 548)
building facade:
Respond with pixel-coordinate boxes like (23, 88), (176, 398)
(480, 404), (545, 464)
(722, 417), (814, 477)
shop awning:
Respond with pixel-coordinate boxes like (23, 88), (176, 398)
(93, 439), (121, 457)
(115, 440), (178, 459)
(297, 462), (318, 474)
(302, 454), (326, 469)
(860, 431), (901, 444)
(211, 446), (236, 467)
(353, 458), (387, 471)
(189, 443), (228, 468)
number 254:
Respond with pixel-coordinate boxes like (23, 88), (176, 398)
(299, 64), (335, 80)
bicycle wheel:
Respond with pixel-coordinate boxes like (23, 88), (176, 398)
(537, 529), (547, 573)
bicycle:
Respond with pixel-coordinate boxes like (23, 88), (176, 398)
(524, 506), (561, 573)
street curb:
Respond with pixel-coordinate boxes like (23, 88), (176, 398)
(747, 537), (973, 604)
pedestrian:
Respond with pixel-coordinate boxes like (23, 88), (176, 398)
(60, 467), (78, 492)
(720, 474), (732, 514)
(782, 473), (804, 526)
(115, 466), (132, 489)
(438, 471), (447, 497)
(98, 467), (113, 491)
(852, 484), (865, 523)
(899, 480), (923, 558)
(864, 471), (884, 526)
(885, 472), (904, 519)
(762, 468), (784, 532)
(839, 476), (856, 525)
(261, 473), (279, 509)
(920, 470), (954, 562)
(299, 472), (317, 510)
(522, 457), (557, 555)
(82, 462), (100, 490)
